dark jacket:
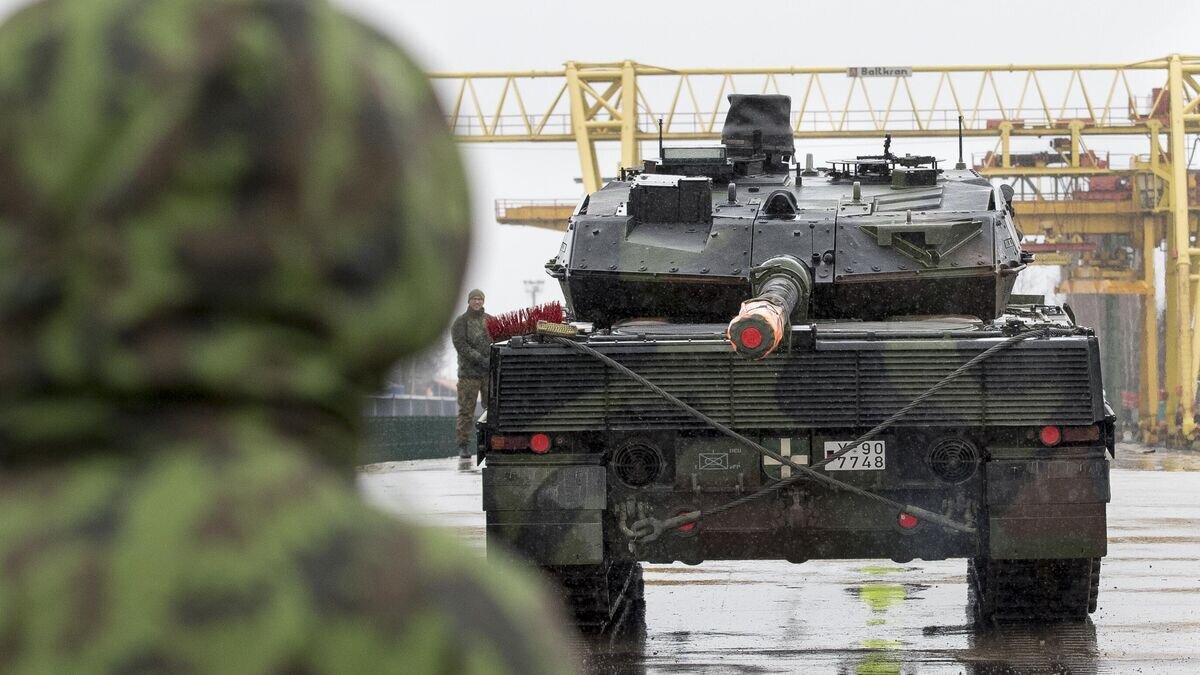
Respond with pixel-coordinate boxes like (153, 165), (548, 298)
(452, 308), (492, 378)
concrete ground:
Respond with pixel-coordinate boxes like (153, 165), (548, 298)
(359, 444), (1200, 674)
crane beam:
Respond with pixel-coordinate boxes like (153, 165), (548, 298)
(435, 59), (1200, 180)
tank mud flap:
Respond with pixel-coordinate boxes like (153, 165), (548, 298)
(483, 464), (606, 565)
(985, 456), (1109, 559)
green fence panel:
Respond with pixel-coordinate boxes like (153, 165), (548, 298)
(362, 416), (458, 463)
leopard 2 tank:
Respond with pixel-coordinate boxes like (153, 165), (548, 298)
(480, 94), (1112, 630)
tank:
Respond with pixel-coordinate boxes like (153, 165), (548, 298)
(481, 94), (1112, 630)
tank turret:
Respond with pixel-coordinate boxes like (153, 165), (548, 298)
(549, 94), (1029, 351)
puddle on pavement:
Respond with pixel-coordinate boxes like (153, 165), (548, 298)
(843, 574), (907, 674)
(1114, 444), (1200, 472)
(961, 621), (1099, 674)
(644, 578), (740, 586)
(1109, 535), (1200, 544)
(646, 566), (730, 575)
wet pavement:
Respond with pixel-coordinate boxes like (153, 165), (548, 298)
(359, 445), (1200, 674)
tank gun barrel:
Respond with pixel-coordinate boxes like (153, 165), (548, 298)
(727, 256), (811, 359)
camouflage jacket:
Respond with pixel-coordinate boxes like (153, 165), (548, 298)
(0, 423), (573, 674)
(452, 309), (492, 379)
(0, 0), (573, 672)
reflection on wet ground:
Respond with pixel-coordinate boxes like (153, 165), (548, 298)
(580, 613), (1106, 674)
(359, 444), (1200, 674)
(573, 562), (1112, 675)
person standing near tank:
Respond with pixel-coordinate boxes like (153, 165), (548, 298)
(0, 0), (574, 672)
(452, 288), (492, 470)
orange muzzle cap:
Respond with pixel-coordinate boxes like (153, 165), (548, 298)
(728, 299), (787, 359)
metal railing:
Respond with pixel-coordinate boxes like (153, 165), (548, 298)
(495, 198), (577, 220)
(361, 416), (458, 463)
(365, 394), (457, 417)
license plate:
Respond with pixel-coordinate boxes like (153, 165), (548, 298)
(823, 440), (886, 471)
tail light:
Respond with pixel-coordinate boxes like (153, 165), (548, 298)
(1037, 425), (1099, 446)
(1039, 425), (1062, 446)
(897, 512), (920, 530)
(490, 433), (554, 453)
(490, 435), (530, 450)
(530, 433), (552, 454)
(677, 510), (698, 534)
(1062, 424), (1101, 442)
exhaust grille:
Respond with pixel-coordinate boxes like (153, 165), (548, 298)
(611, 442), (664, 487)
(927, 437), (981, 482)
(493, 338), (1099, 432)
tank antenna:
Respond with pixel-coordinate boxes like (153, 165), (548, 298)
(802, 152), (817, 177)
(956, 115), (966, 169)
(658, 117), (664, 160)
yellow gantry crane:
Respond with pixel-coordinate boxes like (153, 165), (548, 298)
(431, 56), (1200, 446)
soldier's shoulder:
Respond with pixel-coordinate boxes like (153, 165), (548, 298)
(0, 448), (573, 673)
(318, 507), (576, 673)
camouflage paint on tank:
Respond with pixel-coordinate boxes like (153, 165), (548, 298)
(482, 323), (1109, 566)
(0, 0), (574, 672)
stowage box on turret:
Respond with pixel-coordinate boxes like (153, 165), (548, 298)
(481, 94), (1112, 630)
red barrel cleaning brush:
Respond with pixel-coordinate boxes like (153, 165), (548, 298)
(487, 302), (569, 342)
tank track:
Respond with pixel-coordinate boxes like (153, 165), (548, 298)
(543, 561), (644, 634)
(969, 557), (1101, 622)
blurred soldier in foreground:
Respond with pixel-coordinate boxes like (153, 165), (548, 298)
(0, 0), (574, 672)
(452, 288), (491, 470)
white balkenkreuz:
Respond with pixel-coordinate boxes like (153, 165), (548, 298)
(763, 437), (808, 479)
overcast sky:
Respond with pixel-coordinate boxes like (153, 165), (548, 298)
(0, 0), (1192, 372)
(341, 0), (1198, 74)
